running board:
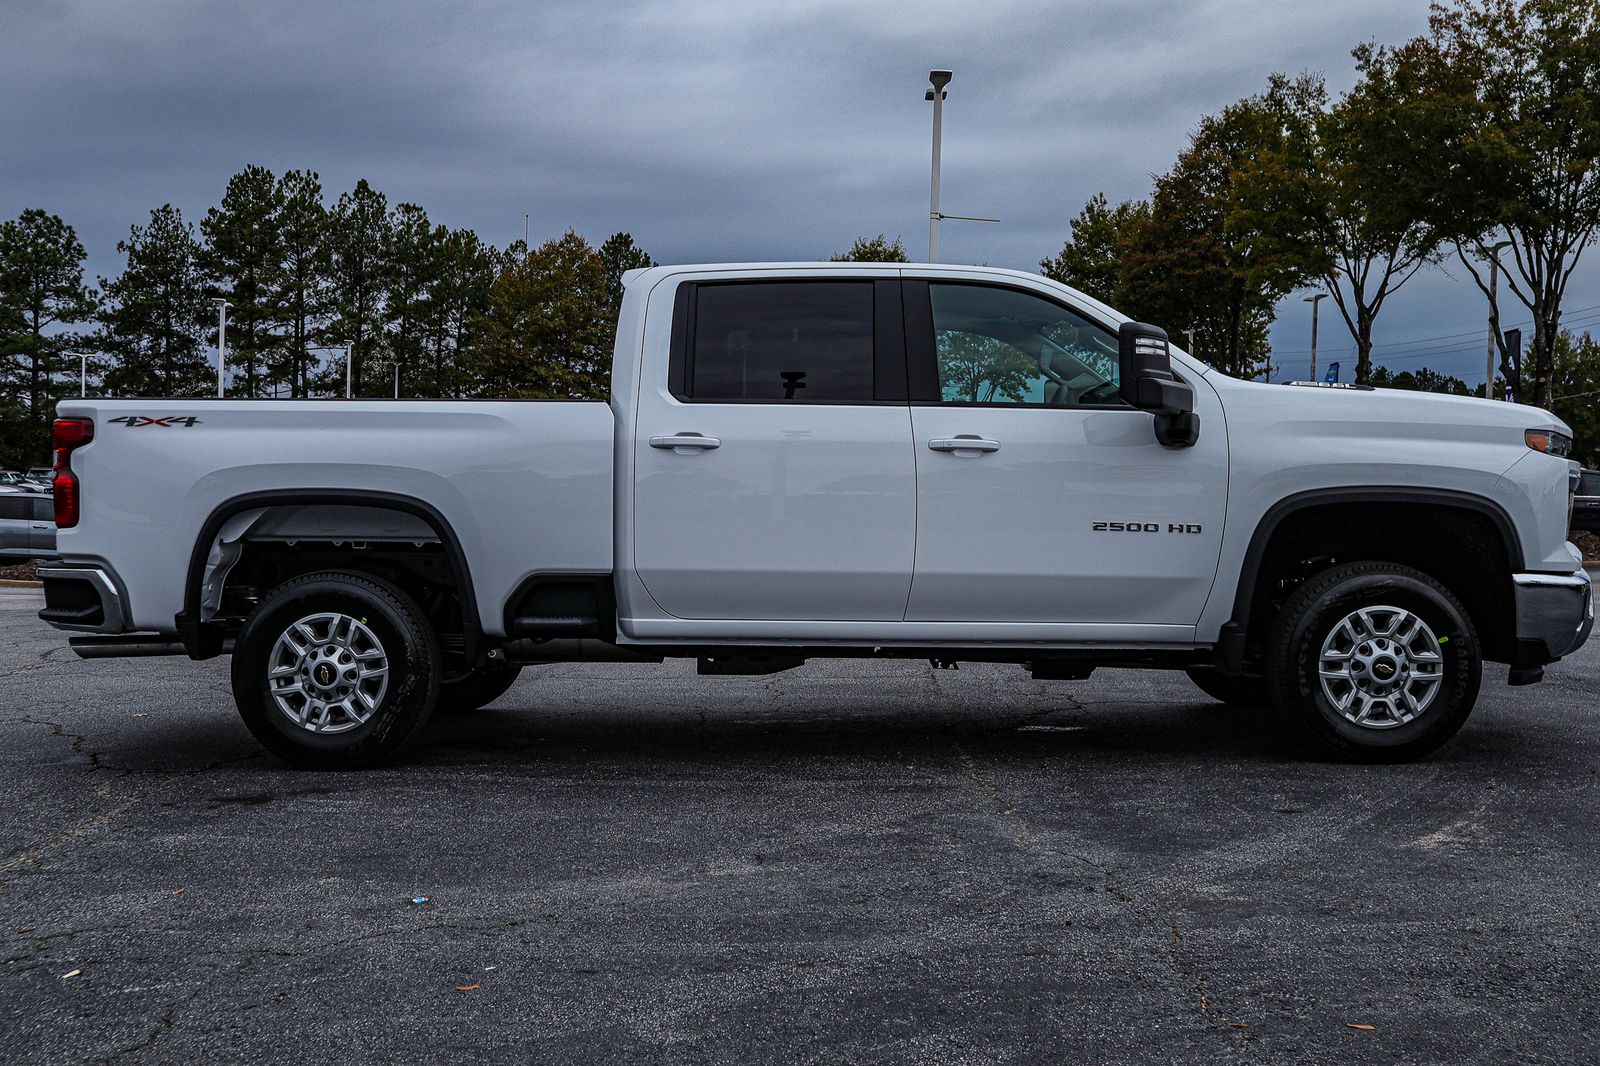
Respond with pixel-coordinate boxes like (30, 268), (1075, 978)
(68, 634), (230, 659)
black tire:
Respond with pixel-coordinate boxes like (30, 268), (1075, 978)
(1265, 561), (1481, 762)
(1184, 667), (1271, 707)
(436, 663), (523, 713)
(231, 570), (440, 769)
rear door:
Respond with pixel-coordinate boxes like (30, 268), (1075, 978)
(632, 275), (916, 620)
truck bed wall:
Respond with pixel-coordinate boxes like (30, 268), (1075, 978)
(54, 399), (615, 637)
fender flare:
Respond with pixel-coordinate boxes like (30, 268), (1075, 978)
(176, 489), (481, 661)
(1215, 486), (1523, 672)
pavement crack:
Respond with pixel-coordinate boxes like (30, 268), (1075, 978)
(18, 715), (105, 771)
(0, 778), (179, 887)
(952, 740), (1257, 1055)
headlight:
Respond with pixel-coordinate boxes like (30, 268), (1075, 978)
(1525, 429), (1574, 457)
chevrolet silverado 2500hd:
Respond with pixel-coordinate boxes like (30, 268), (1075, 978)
(37, 263), (1593, 767)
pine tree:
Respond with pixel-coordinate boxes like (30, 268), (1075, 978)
(200, 165), (283, 397)
(99, 206), (212, 397)
(265, 170), (331, 397)
(0, 209), (98, 462)
(327, 179), (391, 396)
(598, 232), (656, 316)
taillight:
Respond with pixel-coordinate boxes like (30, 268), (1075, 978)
(52, 418), (93, 529)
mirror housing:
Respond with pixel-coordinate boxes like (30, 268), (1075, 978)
(1118, 322), (1199, 448)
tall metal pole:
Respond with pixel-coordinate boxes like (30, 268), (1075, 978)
(1484, 240), (1511, 400)
(1184, 328), (1196, 358)
(927, 70), (952, 263)
(1303, 293), (1327, 381)
(393, 363), (400, 399)
(212, 299), (230, 398)
(345, 345), (353, 399)
(80, 352), (87, 397)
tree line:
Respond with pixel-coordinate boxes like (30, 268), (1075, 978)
(2, 0), (1598, 469)
(0, 168), (654, 466)
(1040, 0), (1600, 421)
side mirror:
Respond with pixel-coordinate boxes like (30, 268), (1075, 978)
(1118, 322), (1199, 448)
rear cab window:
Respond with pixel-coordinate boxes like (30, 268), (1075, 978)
(669, 279), (906, 403)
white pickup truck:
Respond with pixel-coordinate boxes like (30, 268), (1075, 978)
(38, 263), (1593, 767)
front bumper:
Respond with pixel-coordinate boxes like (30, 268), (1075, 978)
(1512, 569), (1594, 669)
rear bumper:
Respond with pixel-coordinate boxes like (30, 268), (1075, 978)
(37, 564), (127, 633)
(1512, 570), (1593, 667)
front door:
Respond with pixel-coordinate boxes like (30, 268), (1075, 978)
(632, 277), (916, 621)
(902, 278), (1227, 628)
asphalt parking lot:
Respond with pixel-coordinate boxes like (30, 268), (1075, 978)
(1, 586), (1596, 1064)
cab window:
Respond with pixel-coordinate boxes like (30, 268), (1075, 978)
(928, 283), (1125, 407)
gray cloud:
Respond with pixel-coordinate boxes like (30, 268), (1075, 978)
(3, 0), (1590, 385)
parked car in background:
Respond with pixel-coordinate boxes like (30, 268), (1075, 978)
(0, 490), (57, 559)
(0, 471), (29, 488)
(1574, 469), (1600, 534)
(24, 467), (53, 491)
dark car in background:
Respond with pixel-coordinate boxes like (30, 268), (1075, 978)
(1575, 468), (1600, 535)
(0, 491), (56, 559)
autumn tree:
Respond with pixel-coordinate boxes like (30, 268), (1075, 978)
(0, 209), (98, 462)
(99, 206), (213, 397)
(1406, 0), (1600, 408)
(1234, 70), (1445, 384)
(466, 231), (612, 398)
(1119, 87), (1307, 379)
(829, 234), (910, 263)
(1039, 194), (1149, 307)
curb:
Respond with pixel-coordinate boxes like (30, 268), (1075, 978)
(0, 579), (42, 588)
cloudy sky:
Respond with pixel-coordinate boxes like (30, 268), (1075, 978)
(4, 0), (1594, 385)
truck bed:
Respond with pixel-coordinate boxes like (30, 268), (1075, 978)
(53, 398), (615, 637)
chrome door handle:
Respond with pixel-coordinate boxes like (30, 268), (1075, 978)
(927, 437), (1000, 453)
(31, 524), (50, 529)
(649, 433), (721, 451)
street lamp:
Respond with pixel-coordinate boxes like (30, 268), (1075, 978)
(211, 298), (230, 398)
(1484, 240), (1512, 400)
(924, 69), (997, 263)
(1303, 293), (1328, 381)
(66, 352), (90, 397)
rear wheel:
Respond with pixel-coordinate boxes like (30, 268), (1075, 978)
(1184, 667), (1270, 707)
(436, 663), (523, 713)
(231, 570), (440, 769)
(1265, 562), (1480, 762)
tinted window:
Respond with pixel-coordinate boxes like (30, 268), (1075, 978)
(929, 283), (1125, 407)
(690, 282), (875, 402)
(0, 498), (26, 520)
(30, 497), (54, 522)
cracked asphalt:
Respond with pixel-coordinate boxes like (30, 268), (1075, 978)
(1, 585), (1597, 1064)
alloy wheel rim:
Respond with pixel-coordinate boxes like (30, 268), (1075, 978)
(267, 612), (389, 734)
(1317, 605), (1445, 730)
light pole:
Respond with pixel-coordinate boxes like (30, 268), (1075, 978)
(1484, 240), (1512, 400)
(924, 68), (997, 264)
(1303, 293), (1328, 381)
(67, 352), (90, 397)
(393, 363), (401, 399)
(1183, 328), (1196, 358)
(344, 345), (353, 399)
(927, 69), (951, 262)
(211, 299), (230, 398)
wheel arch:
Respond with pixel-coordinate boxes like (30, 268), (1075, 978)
(1217, 487), (1523, 673)
(177, 489), (481, 661)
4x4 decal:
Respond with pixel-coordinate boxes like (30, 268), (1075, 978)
(108, 415), (203, 428)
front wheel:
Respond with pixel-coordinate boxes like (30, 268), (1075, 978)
(1265, 562), (1481, 762)
(231, 570), (441, 769)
